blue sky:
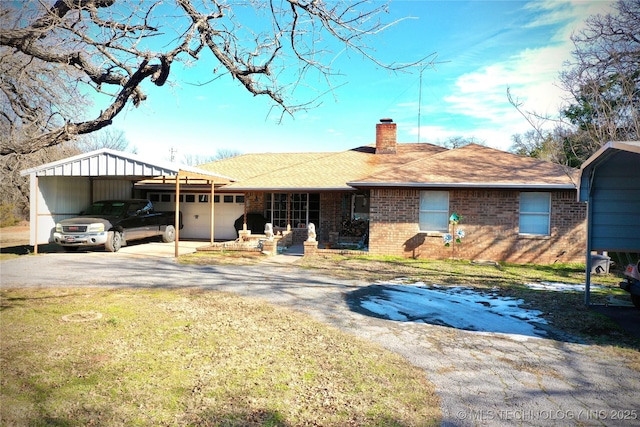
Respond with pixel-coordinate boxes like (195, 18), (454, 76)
(94, 1), (614, 164)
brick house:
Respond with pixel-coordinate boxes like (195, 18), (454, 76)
(190, 119), (586, 264)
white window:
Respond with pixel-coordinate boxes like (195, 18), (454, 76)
(419, 191), (449, 232)
(265, 193), (320, 228)
(519, 192), (551, 235)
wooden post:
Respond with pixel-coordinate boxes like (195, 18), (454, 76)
(287, 193), (291, 229)
(210, 181), (215, 245)
(243, 194), (247, 230)
(174, 173), (181, 258)
(34, 175), (39, 254)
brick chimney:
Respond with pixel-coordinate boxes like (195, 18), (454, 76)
(376, 118), (397, 154)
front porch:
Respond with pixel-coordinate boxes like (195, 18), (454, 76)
(240, 191), (370, 250)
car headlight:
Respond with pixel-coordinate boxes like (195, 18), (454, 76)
(55, 223), (62, 233)
(87, 223), (105, 233)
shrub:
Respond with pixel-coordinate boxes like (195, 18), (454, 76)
(0, 204), (20, 228)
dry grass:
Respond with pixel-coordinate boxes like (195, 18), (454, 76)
(1, 288), (440, 427)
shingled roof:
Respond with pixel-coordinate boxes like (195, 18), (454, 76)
(196, 142), (577, 191)
(201, 143), (447, 191)
(349, 144), (578, 189)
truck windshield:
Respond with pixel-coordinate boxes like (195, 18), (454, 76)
(83, 202), (125, 216)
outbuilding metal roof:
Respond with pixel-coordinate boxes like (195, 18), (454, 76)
(578, 141), (640, 202)
(20, 148), (234, 182)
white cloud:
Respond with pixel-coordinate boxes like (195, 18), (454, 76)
(437, 1), (617, 150)
(525, 0), (613, 37)
(443, 42), (571, 123)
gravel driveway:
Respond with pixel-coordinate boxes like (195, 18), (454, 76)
(2, 252), (639, 426)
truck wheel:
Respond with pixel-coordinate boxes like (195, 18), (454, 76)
(162, 225), (176, 243)
(105, 231), (122, 252)
(631, 294), (640, 310)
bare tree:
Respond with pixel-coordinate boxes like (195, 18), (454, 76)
(0, 6), (90, 155)
(182, 148), (241, 166)
(559, 0), (639, 146)
(1, 145), (82, 222)
(1, 0), (433, 156)
(508, 0), (638, 167)
(440, 136), (485, 149)
(214, 148), (243, 160)
(77, 128), (137, 153)
(509, 130), (554, 160)
(508, 127), (588, 166)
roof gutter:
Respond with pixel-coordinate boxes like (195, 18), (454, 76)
(346, 182), (577, 190)
(226, 186), (357, 192)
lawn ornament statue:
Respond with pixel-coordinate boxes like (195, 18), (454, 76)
(307, 223), (317, 242)
(264, 223), (274, 241)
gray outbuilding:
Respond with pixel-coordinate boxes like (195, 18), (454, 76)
(20, 148), (232, 255)
(578, 141), (640, 305)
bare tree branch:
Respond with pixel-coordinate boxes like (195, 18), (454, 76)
(1, 0), (436, 155)
(508, 0), (638, 171)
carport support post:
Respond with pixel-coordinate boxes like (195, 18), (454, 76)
(174, 173), (181, 258)
(584, 193), (594, 307)
(34, 175), (39, 254)
(210, 181), (215, 245)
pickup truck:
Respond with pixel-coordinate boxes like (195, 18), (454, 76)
(53, 199), (180, 252)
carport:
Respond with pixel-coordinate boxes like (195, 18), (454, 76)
(578, 141), (640, 305)
(20, 148), (233, 256)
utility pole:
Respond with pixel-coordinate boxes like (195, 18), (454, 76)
(418, 66), (424, 143)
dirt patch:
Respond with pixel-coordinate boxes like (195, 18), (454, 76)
(0, 221), (29, 249)
(61, 311), (103, 322)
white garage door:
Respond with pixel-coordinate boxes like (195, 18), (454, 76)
(149, 193), (245, 241)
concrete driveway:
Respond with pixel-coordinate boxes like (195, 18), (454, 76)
(22, 239), (203, 257)
(114, 240), (203, 257)
(2, 252), (639, 427)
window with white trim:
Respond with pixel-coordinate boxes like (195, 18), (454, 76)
(419, 191), (449, 232)
(265, 193), (320, 228)
(519, 192), (551, 235)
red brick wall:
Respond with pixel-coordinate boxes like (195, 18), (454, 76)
(368, 188), (586, 264)
(244, 191), (263, 213)
(376, 121), (397, 154)
(319, 192), (344, 242)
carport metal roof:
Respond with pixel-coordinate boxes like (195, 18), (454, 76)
(19, 148), (235, 182)
(20, 149), (236, 256)
(578, 141), (640, 202)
